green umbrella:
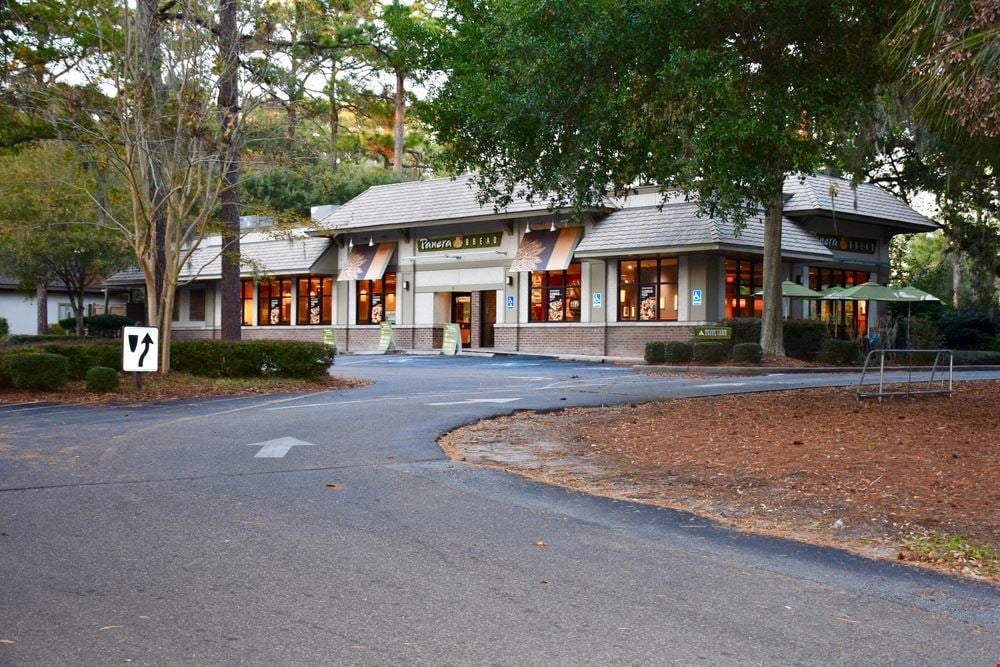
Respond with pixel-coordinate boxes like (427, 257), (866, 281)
(892, 286), (941, 348)
(821, 282), (899, 339)
(754, 280), (824, 298)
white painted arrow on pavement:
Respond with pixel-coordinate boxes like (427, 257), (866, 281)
(427, 398), (521, 406)
(247, 437), (316, 458)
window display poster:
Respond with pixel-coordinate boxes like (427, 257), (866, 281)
(639, 285), (657, 320)
(269, 298), (281, 324)
(309, 295), (321, 324)
(371, 294), (383, 323)
(547, 287), (564, 321)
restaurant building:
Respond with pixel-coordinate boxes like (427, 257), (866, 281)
(111, 174), (936, 357)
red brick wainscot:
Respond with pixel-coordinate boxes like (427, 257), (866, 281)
(493, 323), (699, 358)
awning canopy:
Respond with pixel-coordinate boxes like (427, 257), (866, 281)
(508, 227), (583, 273)
(337, 242), (395, 281)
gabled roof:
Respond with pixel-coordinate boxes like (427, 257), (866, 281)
(574, 201), (834, 260)
(783, 174), (937, 231)
(312, 175), (608, 232)
(106, 234), (333, 286)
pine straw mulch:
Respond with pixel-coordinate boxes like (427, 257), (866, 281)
(440, 380), (1000, 582)
(0, 371), (370, 406)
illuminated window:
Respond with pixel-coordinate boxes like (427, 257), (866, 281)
(724, 258), (763, 318)
(528, 263), (582, 322)
(357, 272), (396, 324)
(618, 258), (678, 321)
(258, 278), (292, 326)
(296, 276), (333, 325)
(240, 279), (254, 326)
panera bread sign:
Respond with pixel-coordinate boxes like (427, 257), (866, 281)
(816, 234), (877, 254)
(417, 232), (502, 253)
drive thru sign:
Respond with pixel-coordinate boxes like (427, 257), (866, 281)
(122, 326), (159, 372)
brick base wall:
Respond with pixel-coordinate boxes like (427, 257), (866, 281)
(173, 323), (698, 357)
(494, 324), (698, 357)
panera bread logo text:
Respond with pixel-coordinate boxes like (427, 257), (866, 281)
(417, 232), (502, 252)
(816, 234), (877, 254)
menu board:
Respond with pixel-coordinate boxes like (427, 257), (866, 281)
(377, 322), (394, 353)
(442, 323), (461, 355)
(308, 295), (321, 324)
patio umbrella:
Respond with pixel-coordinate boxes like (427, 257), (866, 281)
(753, 280), (824, 298)
(892, 286), (941, 347)
(821, 282), (900, 338)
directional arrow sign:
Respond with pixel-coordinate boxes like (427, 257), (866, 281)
(427, 398), (521, 406)
(122, 326), (159, 372)
(247, 437), (316, 458)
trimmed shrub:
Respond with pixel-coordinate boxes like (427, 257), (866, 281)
(58, 314), (135, 338)
(693, 341), (728, 363)
(952, 350), (1000, 365)
(721, 318), (761, 346)
(86, 366), (120, 392)
(6, 334), (87, 346)
(644, 341), (666, 364)
(818, 339), (861, 366)
(8, 353), (69, 390)
(34, 343), (120, 379)
(782, 319), (830, 360)
(0, 316), (8, 340)
(732, 342), (763, 363)
(663, 341), (694, 362)
(903, 317), (943, 351)
(47, 323), (67, 336)
(172, 340), (335, 378)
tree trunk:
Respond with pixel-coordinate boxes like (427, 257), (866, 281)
(952, 250), (962, 307)
(35, 284), (48, 335)
(393, 67), (405, 173)
(328, 75), (339, 171)
(218, 0), (242, 341)
(759, 186), (785, 356)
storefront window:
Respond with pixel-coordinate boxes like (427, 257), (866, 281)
(618, 258), (678, 321)
(189, 289), (206, 321)
(357, 272), (396, 324)
(258, 277), (292, 326)
(529, 263), (582, 322)
(724, 258), (763, 318)
(241, 279), (254, 326)
(296, 276), (333, 325)
(808, 268), (870, 338)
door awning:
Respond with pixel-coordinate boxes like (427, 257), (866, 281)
(337, 242), (395, 281)
(508, 227), (583, 273)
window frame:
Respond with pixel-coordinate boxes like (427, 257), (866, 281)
(724, 258), (763, 319)
(240, 279), (255, 326)
(356, 272), (396, 324)
(258, 277), (293, 326)
(616, 257), (679, 322)
(528, 263), (582, 323)
(296, 276), (333, 325)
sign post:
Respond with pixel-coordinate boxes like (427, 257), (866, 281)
(122, 326), (159, 389)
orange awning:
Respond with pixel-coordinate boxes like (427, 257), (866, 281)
(337, 242), (395, 281)
(508, 227), (583, 273)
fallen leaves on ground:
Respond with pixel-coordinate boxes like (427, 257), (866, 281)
(440, 380), (1000, 582)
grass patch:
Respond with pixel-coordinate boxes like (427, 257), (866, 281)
(903, 531), (1000, 578)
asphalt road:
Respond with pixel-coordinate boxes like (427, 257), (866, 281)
(1, 356), (998, 666)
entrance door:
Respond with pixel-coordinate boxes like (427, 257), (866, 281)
(452, 293), (472, 347)
(480, 290), (497, 348)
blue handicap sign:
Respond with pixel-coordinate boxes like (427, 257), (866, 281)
(592, 292), (603, 308)
(506, 295), (516, 310)
(691, 289), (703, 306)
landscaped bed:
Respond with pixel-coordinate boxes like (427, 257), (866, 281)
(440, 380), (1000, 582)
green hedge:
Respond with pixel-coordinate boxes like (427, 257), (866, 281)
(0, 316), (8, 340)
(86, 366), (120, 392)
(8, 353), (69, 391)
(721, 318), (761, 346)
(58, 314), (135, 337)
(782, 319), (830, 360)
(818, 339), (861, 366)
(644, 341), (666, 364)
(171, 340), (335, 378)
(6, 334), (87, 346)
(732, 342), (762, 363)
(33, 343), (120, 379)
(693, 341), (728, 363)
(664, 341), (693, 362)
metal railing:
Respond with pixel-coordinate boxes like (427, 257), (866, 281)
(857, 349), (953, 400)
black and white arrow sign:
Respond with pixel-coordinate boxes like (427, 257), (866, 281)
(122, 326), (159, 372)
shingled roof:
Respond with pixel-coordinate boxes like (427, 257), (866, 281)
(106, 233), (333, 286)
(574, 201), (833, 260)
(783, 174), (936, 231)
(312, 175), (609, 232)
